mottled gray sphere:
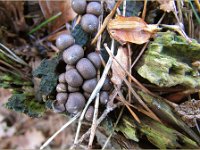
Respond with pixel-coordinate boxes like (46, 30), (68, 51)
(87, 52), (101, 69)
(71, 0), (87, 14)
(81, 14), (99, 33)
(65, 92), (85, 114)
(76, 58), (96, 79)
(56, 34), (74, 50)
(63, 44), (84, 65)
(85, 106), (94, 121)
(82, 78), (97, 93)
(86, 2), (102, 16)
(65, 68), (83, 87)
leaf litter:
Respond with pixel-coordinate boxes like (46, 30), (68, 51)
(0, 0), (200, 149)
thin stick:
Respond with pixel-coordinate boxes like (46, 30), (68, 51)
(0, 44), (28, 66)
(102, 105), (125, 150)
(104, 45), (161, 123)
(40, 112), (80, 150)
(122, 0), (126, 17)
(91, 0), (122, 45)
(127, 44), (132, 103)
(88, 93), (100, 148)
(131, 42), (148, 68)
(74, 81), (120, 147)
(123, 78), (161, 123)
(142, 0), (147, 20)
(116, 87), (140, 123)
(194, 0), (200, 13)
(73, 40), (115, 146)
(104, 44), (152, 95)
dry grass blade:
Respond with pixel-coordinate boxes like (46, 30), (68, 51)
(74, 88), (120, 146)
(104, 44), (151, 95)
(40, 112), (80, 150)
(73, 40), (115, 147)
(142, 0), (147, 19)
(104, 46), (161, 123)
(91, 0), (123, 45)
(102, 105), (125, 150)
(88, 93), (99, 148)
(116, 87), (141, 123)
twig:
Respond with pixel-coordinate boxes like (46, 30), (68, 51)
(102, 104), (125, 150)
(104, 45), (161, 123)
(73, 40), (115, 146)
(0, 43), (28, 66)
(88, 8), (104, 147)
(142, 0), (147, 20)
(194, 0), (200, 13)
(116, 86), (140, 123)
(131, 42), (148, 68)
(122, 0), (126, 17)
(91, 0), (122, 45)
(40, 112), (81, 150)
(88, 93), (100, 148)
(74, 81), (120, 147)
(104, 44), (151, 95)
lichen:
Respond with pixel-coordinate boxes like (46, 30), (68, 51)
(136, 31), (200, 88)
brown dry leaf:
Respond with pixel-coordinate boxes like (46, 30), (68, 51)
(107, 15), (158, 45)
(10, 128), (45, 149)
(39, 1), (76, 31)
(157, 0), (175, 12)
(111, 46), (129, 86)
(0, 1), (27, 32)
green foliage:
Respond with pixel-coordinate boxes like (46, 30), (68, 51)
(33, 56), (60, 97)
(6, 94), (46, 117)
(136, 31), (200, 88)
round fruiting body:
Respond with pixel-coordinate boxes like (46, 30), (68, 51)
(63, 44), (84, 65)
(56, 34), (75, 50)
(85, 106), (94, 121)
(56, 83), (67, 92)
(76, 58), (96, 79)
(87, 52), (101, 69)
(84, 92), (91, 99)
(65, 68), (83, 87)
(71, 0), (87, 15)
(66, 64), (75, 71)
(100, 91), (109, 105)
(56, 93), (68, 104)
(58, 73), (66, 83)
(80, 14), (99, 33)
(52, 100), (65, 113)
(65, 92), (86, 114)
(82, 78), (97, 93)
(68, 85), (79, 92)
(102, 77), (112, 91)
(86, 2), (102, 16)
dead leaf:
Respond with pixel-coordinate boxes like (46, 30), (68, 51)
(107, 15), (158, 45)
(39, 1), (76, 31)
(11, 128), (45, 149)
(157, 0), (175, 12)
(111, 46), (128, 86)
(0, 1), (27, 32)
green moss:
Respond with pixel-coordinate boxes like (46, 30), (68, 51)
(136, 31), (200, 88)
(6, 94), (46, 117)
